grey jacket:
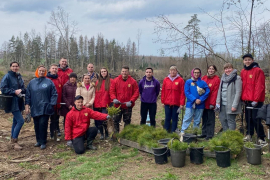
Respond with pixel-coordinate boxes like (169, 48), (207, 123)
(216, 75), (242, 114)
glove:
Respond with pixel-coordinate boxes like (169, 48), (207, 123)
(177, 107), (181, 114)
(251, 101), (258, 107)
(107, 115), (111, 119)
(67, 140), (73, 148)
(214, 104), (220, 112)
(126, 101), (132, 107)
(113, 99), (120, 104)
(209, 105), (215, 109)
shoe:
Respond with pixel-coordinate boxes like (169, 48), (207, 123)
(57, 132), (61, 137)
(57, 138), (60, 142)
(34, 142), (41, 147)
(197, 135), (206, 138)
(40, 144), (46, 150)
(13, 139), (22, 150)
(100, 134), (104, 140)
(86, 139), (97, 150)
(258, 139), (268, 147)
(205, 137), (212, 141)
(243, 135), (252, 142)
(180, 132), (185, 142)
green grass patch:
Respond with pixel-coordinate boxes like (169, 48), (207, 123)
(58, 146), (138, 180)
(53, 151), (74, 160)
(19, 162), (40, 170)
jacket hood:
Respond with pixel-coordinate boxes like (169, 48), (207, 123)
(46, 72), (58, 79)
(35, 68), (47, 78)
(244, 62), (260, 70)
(71, 106), (86, 111)
(58, 64), (70, 71)
(191, 68), (202, 79)
(8, 71), (21, 77)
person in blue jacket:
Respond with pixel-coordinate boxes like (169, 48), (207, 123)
(25, 65), (58, 150)
(0, 62), (26, 150)
(180, 68), (210, 141)
(139, 67), (160, 127)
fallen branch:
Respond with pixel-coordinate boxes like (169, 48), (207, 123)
(9, 157), (39, 163)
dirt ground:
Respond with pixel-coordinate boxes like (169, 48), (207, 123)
(0, 99), (270, 180)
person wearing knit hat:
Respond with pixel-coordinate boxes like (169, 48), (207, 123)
(69, 72), (77, 79)
(180, 68), (210, 141)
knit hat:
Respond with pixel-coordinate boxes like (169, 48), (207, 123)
(242, 54), (253, 60)
(69, 72), (77, 79)
(191, 68), (201, 79)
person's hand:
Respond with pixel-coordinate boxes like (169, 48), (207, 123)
(66, 140), (73, 147)
(195, 99), (201, 105)
(214, 104), (220, 112)
(15, 89), (22, 95)
(107, 115), (111, 119)
(69, 105), (72, 110)
(113, 99), (120, 104)
(85, 103), (91, 108)
(251, 101), (258, 107)
(25, 105), (30, 115)
(126, 101), (132, 107)
(177, 107), (181, 114)
(231, 107), (237, 112)
(162, 104), (165, 108)
(180, 105), (184, 109)
(209, 105), (215, 109)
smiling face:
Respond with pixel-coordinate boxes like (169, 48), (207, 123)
(10, 63), (19, 73)
(121, 68), (129, 79)
(169, 69), (177, 77)
(243, 57), (254, 67)
(100, 68), (108, 78)
(208, 66), (216, 76)
(193, 69), (201, 79)
(224, 67), (233, 75)
(59, 58), (67, 68)
(83, 75), (90, 85)
(38, 67), (46, 77)
(49, 65), (58, 75)
(74, 99), (83, 110)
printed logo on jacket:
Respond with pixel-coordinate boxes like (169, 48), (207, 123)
(42, 84), (48, 88)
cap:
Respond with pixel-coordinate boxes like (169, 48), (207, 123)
(242, 54), (253, 60)
(74, 95), (84, 101)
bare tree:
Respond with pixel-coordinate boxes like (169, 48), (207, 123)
(136, 29), (142, 67)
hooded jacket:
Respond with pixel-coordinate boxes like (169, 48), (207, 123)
(25, 77), (58, 117)
(256, 104), (270, 126)
(0, 71), (26, 113)
(161, 75), (185, 106)
(46, 72), (62, 110)
(65, 106), (108, 140)
(94, 79), (114, 108)
(139, 76), (160, 103)
(110, 75), (139, 109)
(184, 78), (210, 109)
(61, 80), (77, 116)
(201, 75), (220, 109)
(76, 82), (95, 106)
(241, 62), (265, 102)
(58, 65), (73, 86)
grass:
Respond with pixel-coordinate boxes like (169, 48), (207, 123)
(19, 162), (40, 170)
(54, 146), (139, 180)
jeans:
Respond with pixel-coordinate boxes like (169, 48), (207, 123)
(94, 108), (108, 135)
(219, 105), (237, 131)
(114, 108), (132, 132)
(72, 127), (98, 154)
(245, 102), (266, 138)
(33, 115), (50, 145)
(140, 102), (157, 127)
(202, 109), (215, 138)
(50, 111), (60, 138)
(181, 108), (204, 133)
(11, 111), (24, 139)
(164, 105), (179, 133)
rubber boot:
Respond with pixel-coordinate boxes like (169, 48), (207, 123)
(13, 139), (22, 150)
(86, 138), (97, 150)
(99, 126), (104, 140)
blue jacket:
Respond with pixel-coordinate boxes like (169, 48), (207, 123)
(25, 77), (58, 117)
(185, 78), (210, 109)
(0, 71), (26, 113)
(139, 76), (160, 103)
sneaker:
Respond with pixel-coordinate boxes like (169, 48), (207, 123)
(57, 132), (61, 137)
(34, 142), (41, 147)
(40, 144), (46, 150)
(258, 139), (268, 147)
(180, 132), (185, 142)
(243, 135), (252, 142)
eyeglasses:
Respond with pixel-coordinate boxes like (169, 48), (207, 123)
(193, 72), (200, 74)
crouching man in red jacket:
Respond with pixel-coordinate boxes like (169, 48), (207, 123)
(65, 95), (110, 154)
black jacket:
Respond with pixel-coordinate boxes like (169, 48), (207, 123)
(256, 104), (270, 126)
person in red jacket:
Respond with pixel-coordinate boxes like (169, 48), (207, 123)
(161, 66), (185, 132)
(58, 57), (73, 86)
(200, 65), (220, 140)
(46, 64), (62, 141)
(241, 54), (267, 145)
(65, 95), (110, 154)
(94, 67), (114, 140)
(110, 66), (139, 132)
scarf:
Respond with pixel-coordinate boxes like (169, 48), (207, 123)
(221, 69), (237, 83)
(244, 62), (259, 70)
(46, 72), (58, 79)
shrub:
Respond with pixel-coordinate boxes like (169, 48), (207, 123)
(167, 139), (188, 151)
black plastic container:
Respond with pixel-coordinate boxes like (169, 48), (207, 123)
(0, 95), (12, 111)
(152, 146), (168, 164)
(190, 147), (204, 164)
(183, 133), (197, 143)
(245, 145), (262, 165)
(215, 147), (231, 168)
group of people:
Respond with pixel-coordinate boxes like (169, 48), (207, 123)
(0, 53), (267, 155)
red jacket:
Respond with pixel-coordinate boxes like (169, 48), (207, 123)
(161, 76), (185, 106)
(110, 75), (139, 109)
(58, 67), (73, 86)
(241, 67), (265, 102)
(46, 75), (62, 109)
(94, 79), (114, 108)
(201, 75), (220, 109)
(65, 106), (107, 140)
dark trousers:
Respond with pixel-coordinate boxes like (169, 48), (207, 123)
(50, 111), (60, 137)
(140, 102), (157, 127)
(245, 102), (266, 139)
(72, 127), (98, 154)
(94, 107), (108, 135)
(33, 115), (50, 145)
(164, 105), (179, 133)
(114, 108), (132, 132)
(202, 109), (215, 138)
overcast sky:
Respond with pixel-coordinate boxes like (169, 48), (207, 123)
(0, 0), (269, 56)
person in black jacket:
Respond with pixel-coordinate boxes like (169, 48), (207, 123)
(0, 62), (26, 150)
(25, 65), (58, 150)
